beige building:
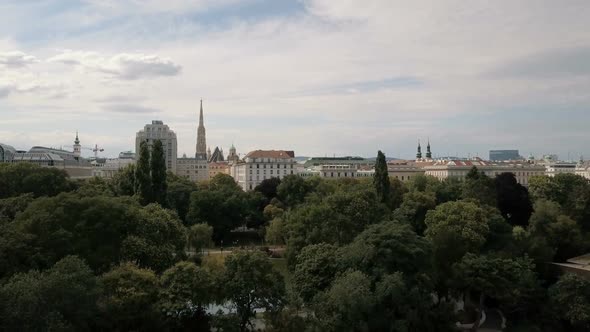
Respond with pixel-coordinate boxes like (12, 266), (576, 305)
(209, 161), (230, 179)
(177, 157), (209, 182)
(135, 120), (178, 174)
(387, 161), (426, 182)
(424, 159), (545, 186)
(231, 150), (296, 191)
(92, 152), (136, 178)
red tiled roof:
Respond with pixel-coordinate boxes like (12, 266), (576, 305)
(246, 150), (295, 159)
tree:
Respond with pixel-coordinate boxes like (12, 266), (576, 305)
(167, 172), (199, 223)
(313, 270), (375, 331)
(293, 243), (341, 303)
(393, 190), (437, 235)
(0, 163), (72, 199)
(373, 150), (390, 205)
(111, 163), (136, 196)
(222, 250), (285, 331)
(189, 223), (214, 253)
(98, 262), (163, 331)
(160, 261), (214, 330)
(265, 218), (286, 245)
(495, 172), (533, 226)
(0, 193), (34, 223)
(277, 175), (310, 207)
(186, 190), (243, 241)
(462, 166), (496, 206)
(255, 177), (282, 204)
(453, 253), (539, 315)
(151, 139), (168, 206)
(135, 140), (153, 205)
(0, 256), (99, 331)
(209, 173), (242, 193)
(549, 273), (590, 329)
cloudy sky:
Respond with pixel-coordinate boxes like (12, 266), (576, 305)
(1, 0), (589, 160)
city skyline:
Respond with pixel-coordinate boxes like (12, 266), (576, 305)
(1, 1), (589, 159)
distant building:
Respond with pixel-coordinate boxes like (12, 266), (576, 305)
(209, 146), (225, 163)
(545, 162), (578, 177)
(135, 120), (178, 174)
(303, 156), (372, 169)
(92, 151), (136, 178)
(299, 164), (374, 179)
(576, 160), (590, 180)
(388, 162), (425, 182)
(489, 150), (521, 161)
(0, 143), (17, 162)
(227, 144), (239, 163)
(424, 158), (545, 186)
(177, 157), (209, 182)
(195, 100), (208, 161)
(209, 161), (230, 179)
(231, 150), (296, 191)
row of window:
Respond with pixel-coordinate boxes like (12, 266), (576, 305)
(251, 163), (294, 169)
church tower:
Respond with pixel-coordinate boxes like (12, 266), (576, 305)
(195, 99), (207, 160)
(416, 140), (422, 160)
(426, 139), (432, 159)
(73, 131), (81, 158)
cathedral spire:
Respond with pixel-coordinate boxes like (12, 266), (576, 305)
(196, 99), (207, 159)
(426, 138), (432, 159)
(416, 140), (422, 159)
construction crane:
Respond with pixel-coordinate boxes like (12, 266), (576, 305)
(82, 144), (105, 159)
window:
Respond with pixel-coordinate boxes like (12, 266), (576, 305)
(257, 164), (259, 168)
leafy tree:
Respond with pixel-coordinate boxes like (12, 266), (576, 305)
(263, 204), (285, 221)
(342, 221), (432, 278)
(453, 253), (539, 314)
(277, 175), (311, 207)
(462, 166), (496, 206)
(222, 250), (285, 332)
(167, 172), (199, 222)
(528, 175), (558, 202)
(495, 172), (533, 226)
(528, 200), (585, 262)
(160, 261), (214, 330)
(314, 270), (375, 331)
(0, 256), (99, 331)
(393, 190), (437, 235)
(265, 218), (286, 245)
(0, 193), (34, 223)
(189, 223), (214, 253)
(373, 150), (390, 205)
(293, 243), (341, 303)
(549, 273), (590, 329)
(135, 140), (153, 205)
(98, 262), (163, 331)
(209, 173), (242, 193)
(0, 163), (72, 199)
(388, 177), (407, 209)
(255, 177), (281, 204)
(111, 163), (136, 196)
(75, 176), (114, 197)
(186, 190), (243, 241)
(151, 139), (168, 206)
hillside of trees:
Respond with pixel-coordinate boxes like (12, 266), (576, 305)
(1, 147), (589, 331)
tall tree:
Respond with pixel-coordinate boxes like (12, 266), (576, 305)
(151, 139), (168, 206)
(549, 273), (590, 329)
(135, 140), (153, 205)
(495, 172), (533, 226)
(373, 150), (390, 205)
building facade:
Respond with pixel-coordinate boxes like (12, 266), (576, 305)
(544, 162), (578, 177)
(92, 151), (136, 178)
(209, 161), (230, 179)
(489, 150), (521, 161)
(424, 159), (545, 186)
(177, 157), (209, 182)
(231, 150), (296, 191)
(135, 120), (178, 174)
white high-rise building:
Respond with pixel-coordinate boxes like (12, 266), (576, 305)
(135, 120), (178, 174)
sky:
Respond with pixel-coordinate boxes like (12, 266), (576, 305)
(0, 0), (589, 160)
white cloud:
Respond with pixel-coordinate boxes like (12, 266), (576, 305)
(48, 51), (182, 80)
(0, 51), (37, 67)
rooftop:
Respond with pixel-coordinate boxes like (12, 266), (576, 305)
(246, 150), (295, 159)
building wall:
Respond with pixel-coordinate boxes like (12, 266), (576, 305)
(388, 166), (425, 182)
(232, 153), (297, 191)
(135, 121), (178, 174)
(424, 164), (545, 186)
(209, 162), (229, 179)
(177, 158), (209, 182)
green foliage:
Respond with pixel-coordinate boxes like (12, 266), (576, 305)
(98, 262), (162, 331)
(255, 177), (281, 203)
(189, 223), (214, 252)
(166, 172), (199, 222)
(222, 250), (286, 331)
(0, 163), (72, 199)
(549, 273), (590, 329)
(111, 163), (136, 196)
(277, 175), (311, 207)
(0, 193), (34, 223)
(75, 176), (114, 197)
(160, 261), (214, 329)
(393, 190), (437, 235)
(0, 256), (99, 331)
(462, 166), (496, 206)
(135, 140), (153, 205)
(151, 139), (168, 206)
(373, 150), (390, 205)
(293, 243), (341, 303)
(265, 218), (285, 245)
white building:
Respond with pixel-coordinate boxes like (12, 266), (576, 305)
(576, 162), (590, 180)
(92, 151), (136, 178)
(231, 150), (296, 191)
(177, 156), (209, 182)
(424, 159), (545, 186)
(544, 162), (578, 177)
(135, 120), (178, 174)
(299, 164), (375, 179)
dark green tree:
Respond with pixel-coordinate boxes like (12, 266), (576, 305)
(277, 175), (310, 207)
(373, 150), (390, 205)
(151, 139), (168, 206)
(111, 163), (136, 196)
(222, 250), (285, 332)
(135, 140), (153, 205)
(462, 166), (496, 206)
(255, 177), (282, 204)
(495, 172), (533, 226)
(293, 243), (341, 303)
(166, 172), (199, 222)
(0, 163), (72, 199)
(549, 273), (590, 330)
